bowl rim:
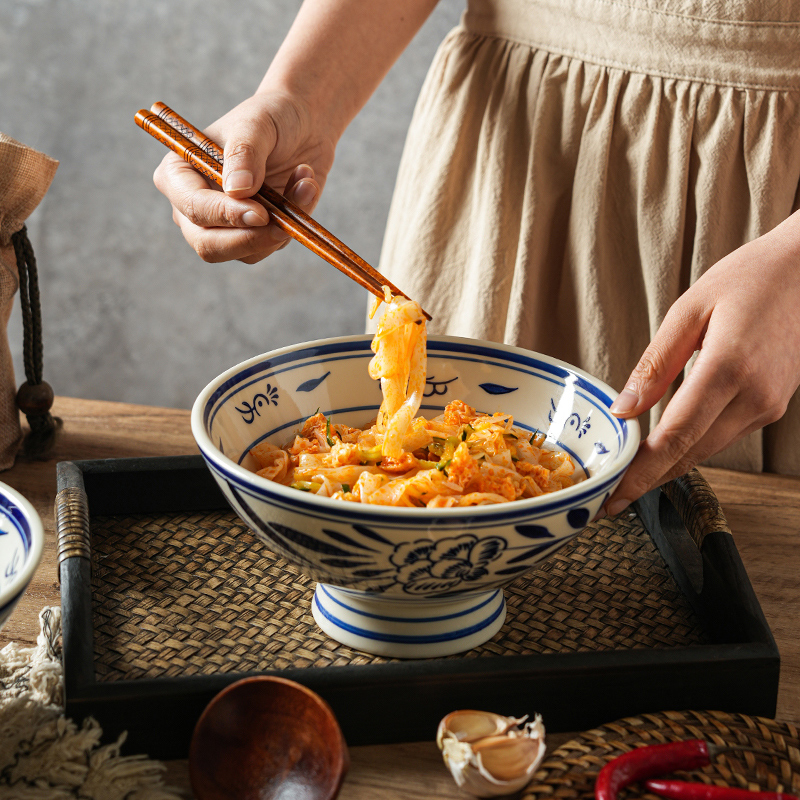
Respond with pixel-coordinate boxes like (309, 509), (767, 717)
(0, 481), (45, 607)
(191, 334), (641, 519)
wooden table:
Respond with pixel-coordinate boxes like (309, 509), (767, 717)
(2, 396), (799, 799)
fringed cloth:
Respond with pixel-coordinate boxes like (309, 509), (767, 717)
(0, 608), (183, 799)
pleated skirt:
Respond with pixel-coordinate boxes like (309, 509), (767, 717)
(377, 0), (800, 473)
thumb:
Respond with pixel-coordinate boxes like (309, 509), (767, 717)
(610, 305), (705, 418)
(220, 116), (276, 198)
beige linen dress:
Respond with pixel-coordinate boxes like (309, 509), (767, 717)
(377, 0), (800, 474)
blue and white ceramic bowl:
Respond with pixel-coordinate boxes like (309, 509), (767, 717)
(0, 482), (44, 631)
(191, 335), (640, 658)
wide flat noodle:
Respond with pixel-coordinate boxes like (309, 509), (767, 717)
(368, 296), (427, 459)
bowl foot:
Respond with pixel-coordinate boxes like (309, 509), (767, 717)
(311, 584), (506, 659)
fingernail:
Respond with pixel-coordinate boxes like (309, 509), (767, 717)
(242, 210), (268, 227)
(606, 498), (631, 516)
(610, 388), (639, 415)
(292, 179), (317, 207)
(224, 169), (253, 192)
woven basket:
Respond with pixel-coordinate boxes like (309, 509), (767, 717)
(524, 710), (800, 800)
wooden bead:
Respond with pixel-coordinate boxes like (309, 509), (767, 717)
(16, 381), (54, 416)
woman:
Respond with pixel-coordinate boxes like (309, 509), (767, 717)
(153, 0), (800, 515)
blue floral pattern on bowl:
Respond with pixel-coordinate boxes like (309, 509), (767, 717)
(226, 482), (596, 596)
(235, 383), (280, 424)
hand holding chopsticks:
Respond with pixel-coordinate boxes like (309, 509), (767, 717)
(135, 103), (429, 319)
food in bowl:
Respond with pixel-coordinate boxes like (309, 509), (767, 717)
(248, 295), (583, 507)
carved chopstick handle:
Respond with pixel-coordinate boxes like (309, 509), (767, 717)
(151, 102), (223, 161)
(135, 110), (222, 185)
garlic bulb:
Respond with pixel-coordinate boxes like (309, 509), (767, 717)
(436, 710), (546, 797)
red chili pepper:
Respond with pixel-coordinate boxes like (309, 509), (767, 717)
(595, 739), (715, 800)
(645, 779), (799, 800)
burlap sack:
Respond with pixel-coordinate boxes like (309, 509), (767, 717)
(0, 133), (58, 470)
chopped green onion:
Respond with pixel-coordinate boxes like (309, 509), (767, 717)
(341, 483), (351, 493)
(325, 417), (336, 447)
(428, 440), (444, 456)
(358, 446), (383, 463)
(290, 481), (322, 492)
(529, 429), (546, 446)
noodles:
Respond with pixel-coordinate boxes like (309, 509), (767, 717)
(249, 295), (584, 507)
(369, 293), (427, 459)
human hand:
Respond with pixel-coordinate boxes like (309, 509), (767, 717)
(605, 212), (800, 515)
(152, 92), (335, 264)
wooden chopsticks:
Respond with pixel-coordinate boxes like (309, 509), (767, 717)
(135, 103), (430, 319)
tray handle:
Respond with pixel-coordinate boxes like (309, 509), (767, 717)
(660, 468), (732, 550)
(636, 468), (777, 648)
(55, 461), (92, 582)
(56, 460), (97, 699)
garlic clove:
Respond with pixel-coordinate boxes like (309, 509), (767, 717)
(441, 737), (475, 784)
(436, 710), (546, 798)
(472, 734), (545, 783)
(436, 709), (527, 749)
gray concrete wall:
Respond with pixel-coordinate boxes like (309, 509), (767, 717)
(0, 0), (463, 409)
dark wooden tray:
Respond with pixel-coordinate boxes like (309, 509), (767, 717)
(56, 455), (779, 760)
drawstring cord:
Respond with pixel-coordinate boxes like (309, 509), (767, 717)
(11, 225), (60, 457)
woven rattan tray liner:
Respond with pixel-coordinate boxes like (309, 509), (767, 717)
(90, 505), (708, 682)
(523, 710), (800, 799)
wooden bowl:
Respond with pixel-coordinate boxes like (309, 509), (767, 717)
(189, 676), (349, 800)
